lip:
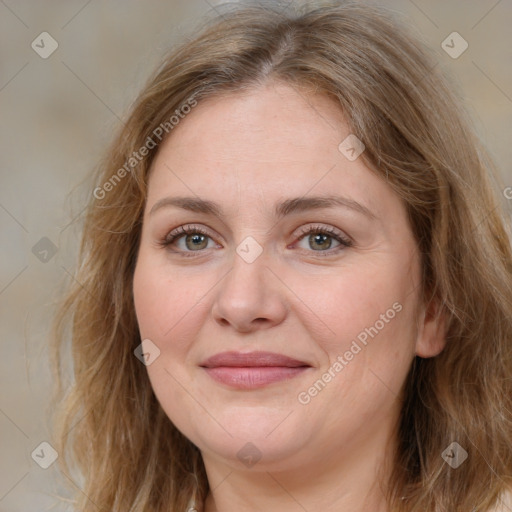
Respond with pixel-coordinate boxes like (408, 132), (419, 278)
(199, 351), (311, 389)
(200, 351), (310, 368)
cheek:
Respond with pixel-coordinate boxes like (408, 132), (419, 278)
(295, 268), (416, 416)
(133, 254), (209, 347)
(300, 262), (418, 409)
(132, 257), (209, 426)
(291, 262), (414, 350)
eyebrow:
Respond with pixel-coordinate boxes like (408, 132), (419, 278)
(149, 195), (377, 221)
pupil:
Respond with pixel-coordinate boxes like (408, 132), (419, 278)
(186, 233), (206, 250)
(310, 233), (331, 250)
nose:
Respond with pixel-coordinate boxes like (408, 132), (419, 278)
(211, 247), (288, 333)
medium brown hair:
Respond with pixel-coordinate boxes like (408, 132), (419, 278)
(51, 1), (512, 511)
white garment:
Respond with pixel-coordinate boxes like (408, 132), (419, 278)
(184, 489), (512, 511)
(491, 489), (512, 511)
(185, 497), (199, 512)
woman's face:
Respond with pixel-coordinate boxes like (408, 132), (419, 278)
(133, 82), (445, 474)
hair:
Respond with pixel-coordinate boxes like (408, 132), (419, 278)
(51, 1), (512, 511)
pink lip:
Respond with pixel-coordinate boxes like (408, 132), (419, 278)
(200, 351), (311, 389)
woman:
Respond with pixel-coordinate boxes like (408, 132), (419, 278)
(51, 1), (512, 511)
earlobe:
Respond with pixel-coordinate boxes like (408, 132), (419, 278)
(415, 298), (448, 358)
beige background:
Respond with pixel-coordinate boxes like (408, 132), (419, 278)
(1, 1), (511, 511)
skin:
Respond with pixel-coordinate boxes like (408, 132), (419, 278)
(132, 81), (446, 512)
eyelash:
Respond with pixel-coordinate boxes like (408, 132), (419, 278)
(158, 223), (353, 258)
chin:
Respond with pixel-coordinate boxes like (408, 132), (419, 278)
(199, 435), (311, 472)
(181, 407), (315, 471)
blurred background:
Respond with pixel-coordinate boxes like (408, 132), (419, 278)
(1, 1), (511, 510)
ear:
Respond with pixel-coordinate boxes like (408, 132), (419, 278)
(415, 297), (448, 358)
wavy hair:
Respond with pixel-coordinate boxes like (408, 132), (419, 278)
(51, 1), (512, 511)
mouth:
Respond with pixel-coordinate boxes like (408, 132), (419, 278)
(199, 351), (312, 389)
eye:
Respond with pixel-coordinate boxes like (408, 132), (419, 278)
(294, 224), (352, 255)
(158, 223), (353, 258)
(158, 225), (218, 256)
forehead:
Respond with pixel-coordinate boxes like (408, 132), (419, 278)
(146, 82), (396, 221)
(153, 82), (346, 166)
